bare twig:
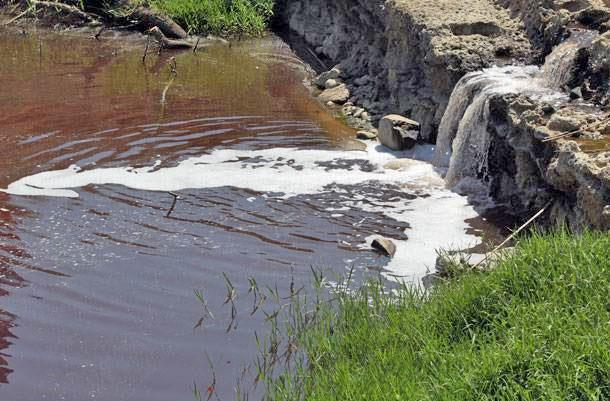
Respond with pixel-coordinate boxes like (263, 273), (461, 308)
(3, 5), (35, 25)
(473, 201), (552, 269)
(38, 38), (43, 64)
(142, 35), (150, 64)
(543, 117), (608, 143)
(193, 37), (201, 53)
(306, 46), (328, 71)
(169, 56), (177, 75)
(166, 191), (178, 217)
(160, 75), (175, 105)
(94, 26), (105, 41)
(30, 1), (93, 22)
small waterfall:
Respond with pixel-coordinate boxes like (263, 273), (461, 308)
(539, 30), (598, 90)
(433, 30), (595, 190)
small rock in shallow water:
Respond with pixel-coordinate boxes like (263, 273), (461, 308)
(371, 237), (396, 258)
(357, 130), (377, 140)
(378, 114), (420, 150)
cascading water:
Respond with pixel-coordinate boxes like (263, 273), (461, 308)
(433, 30), (596, 190)
(539, 30), (598, 90)
(432, 66), (544, 187)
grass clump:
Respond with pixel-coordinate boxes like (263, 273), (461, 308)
(268, 229), (610, 401)
(143, 0), (275, 36)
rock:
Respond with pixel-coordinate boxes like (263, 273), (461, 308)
(146, 27), (193, 49)
(357, 130), (377, 140)
(326, 101), (335, 107)
(314, 66), (342, 88)
(569, 87), (582, 100)
(547, 114), (581, 133)
(383, 159), (421, 171)
(598, 120), (610, 136)
(378, 114), (420, 150)
(325, 79), (340, 89)
(354, 75), (370, 86)
(131, 5), (188, 39)
(318, 84), (350, 104)
(342, 105), (354, 115)
(541, 103), (556, 115)
(371, 237), (396, 258)
(353, 108), (365, 118)
(435, 253), (465, 275)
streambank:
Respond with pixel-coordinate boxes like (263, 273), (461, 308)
(264, 229), (610, 400)
(0, 0), (189, 40)
(275, 0), (610, 230)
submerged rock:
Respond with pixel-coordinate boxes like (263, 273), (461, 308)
(356, 130), (377, 140)
(378, 114), (420, 150)
(371, 237), (396, 258)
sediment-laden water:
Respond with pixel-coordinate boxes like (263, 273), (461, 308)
(0, 27), (499, 401)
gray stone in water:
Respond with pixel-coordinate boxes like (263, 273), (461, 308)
(318, 84), (350, 104)
(371, 237), (396, 258)
(378, 114), (420, 150)
(314, 66), (342, 88)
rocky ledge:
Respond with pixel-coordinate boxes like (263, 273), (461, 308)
(276, 0), (610, 230)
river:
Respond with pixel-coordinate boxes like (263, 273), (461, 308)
(0, 26), (502, 400)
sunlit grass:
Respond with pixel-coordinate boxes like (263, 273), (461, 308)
(266, 229), (610, 400)
(144, 0), (275, 36)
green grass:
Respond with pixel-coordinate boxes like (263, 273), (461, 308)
(142, 0), (275, 36)
(267, 229), (610, 401)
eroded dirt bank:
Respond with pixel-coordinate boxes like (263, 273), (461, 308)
(276, 0), (610, 229)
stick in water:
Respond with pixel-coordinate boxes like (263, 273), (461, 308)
(473, 201), (552, 269)
(142, 36), (150, 64)
(193, 37), (201, 53)
(166, 192), (179, 217)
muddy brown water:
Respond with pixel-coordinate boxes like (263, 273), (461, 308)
(0, 27), (503, 401)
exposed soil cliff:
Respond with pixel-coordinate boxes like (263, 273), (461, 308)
(276, 0), (610, 229)
(275, 0), (533, 140)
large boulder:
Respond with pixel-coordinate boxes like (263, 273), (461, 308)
(378, 114), (420, 150)
(318, 84), (350, 104)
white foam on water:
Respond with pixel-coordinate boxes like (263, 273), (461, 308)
(2, 142), (481, 281)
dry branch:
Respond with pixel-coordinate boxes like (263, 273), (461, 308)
(473, 201), (552, 269)
(31, 1), (94, 22)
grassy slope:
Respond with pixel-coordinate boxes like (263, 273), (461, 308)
(143, 0), (274, 35)
(270, 229), (610, 401)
